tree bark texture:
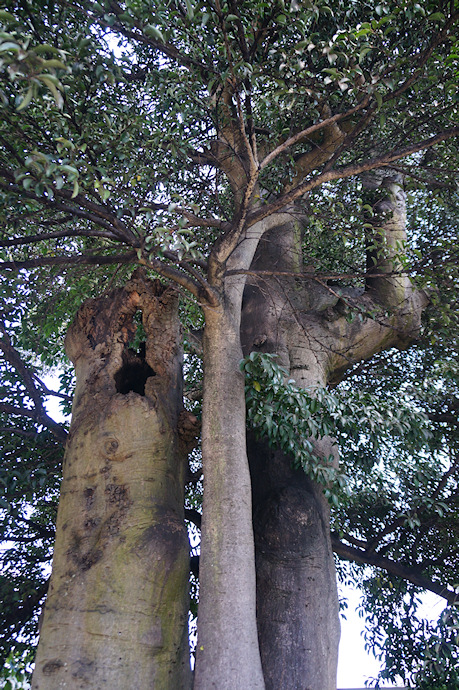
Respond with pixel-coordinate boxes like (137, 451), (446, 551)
(193, 213), (293, 689)
(32, 272), (192, 690)
(194, 303), (265, 690)
(241, 247), (341, 690)
(241, 177), (428, 689)
(248, 435), (340, 690)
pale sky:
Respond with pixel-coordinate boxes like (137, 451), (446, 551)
(337, 585), (445, 688)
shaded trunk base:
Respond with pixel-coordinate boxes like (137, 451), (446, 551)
(249, 434), (340, 690)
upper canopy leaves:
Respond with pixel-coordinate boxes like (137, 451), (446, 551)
(0, 0), (457, 286)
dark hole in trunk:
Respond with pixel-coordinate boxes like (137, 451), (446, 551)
(114, 345), (155, 396)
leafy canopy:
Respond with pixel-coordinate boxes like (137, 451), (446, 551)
(0, 0), (458, 685)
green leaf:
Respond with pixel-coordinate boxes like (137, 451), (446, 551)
(0, 41), (20, 53)
(143, 24), (165, 42)
(185, 0), (195, 20)
(42, 58), (67, 70)
(33, 43), (63, 56)
(427, 12), (445, 21)
(22, 177), (35, 190)
(0, 10), (17, 23)
(16, 84), (34, 111)
(374, 90), (383, 109)
(37, 74), (64, 108)
(59, 165), (79, 177)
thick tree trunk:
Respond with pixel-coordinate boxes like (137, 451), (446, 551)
(194, 304), (265, 690)
(241, 186), (427, 688)
(249, 435), (340, 690)
(32, 273), (192, 690)
(193, 215), (292, 689)
(241, 270), (341, 690)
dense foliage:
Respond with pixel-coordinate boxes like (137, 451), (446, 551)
(0, 0), (458, 686)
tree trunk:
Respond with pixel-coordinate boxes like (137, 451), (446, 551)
(241, 233), (341, 689)
(249, 435), (340, 690)
(241, 184), (427, 688)
(194, 303), (265, 690)
(32, 273), (192, 690)
(193, 215), (292, 689)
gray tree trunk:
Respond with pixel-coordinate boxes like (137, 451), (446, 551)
(193, 212), (292, 689)
(32, 272), (192, 690)
(249, 435), (340, 690)
(241, 235), (341, 690)
(194, 304), (265, 690)
(241, 175), (428, 689)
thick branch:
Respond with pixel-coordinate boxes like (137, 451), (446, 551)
(332, 535), (458, 605)
(260, 96), (370, 170)
(0, 331), (67, 441)
(0, 321), (64, 442)
(1, 326), (44, 411)
(0, 402), (67, 442)
(226, 268), (404, 280)
(247, 128), (459, 228)
(0, 251), (137, 272)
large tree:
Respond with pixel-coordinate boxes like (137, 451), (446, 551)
(0, 1), (458, 688)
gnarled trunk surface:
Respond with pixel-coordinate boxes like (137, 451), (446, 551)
(241, 249), (341, 690)
(32, 273), (192, 690)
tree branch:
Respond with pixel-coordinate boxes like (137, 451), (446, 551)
(0, 167), (139, 245)
(332, 534), (458, 605)
(1, 580), (49, 644)
(0, 251), (137, 272)
(247, 127), (459, 228)
(91, 4), (214, 77)
(431, 452), (459, 502)
(138, 252), (219, 306)
(185, 508), (202, 529)
(0, 426), (42, 439)
(0, 325), (66, 443)
(0, 402), (67, 442)
(260, 96), (371, 171)
(0, 228), (118, 247)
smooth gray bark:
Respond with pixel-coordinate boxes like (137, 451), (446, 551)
(194, 304), (265, 690)
(249, 435), (340, 690)
(194, 214), (291, 689)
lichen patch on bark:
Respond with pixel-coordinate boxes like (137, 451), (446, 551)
(42, 660), (63, 676)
